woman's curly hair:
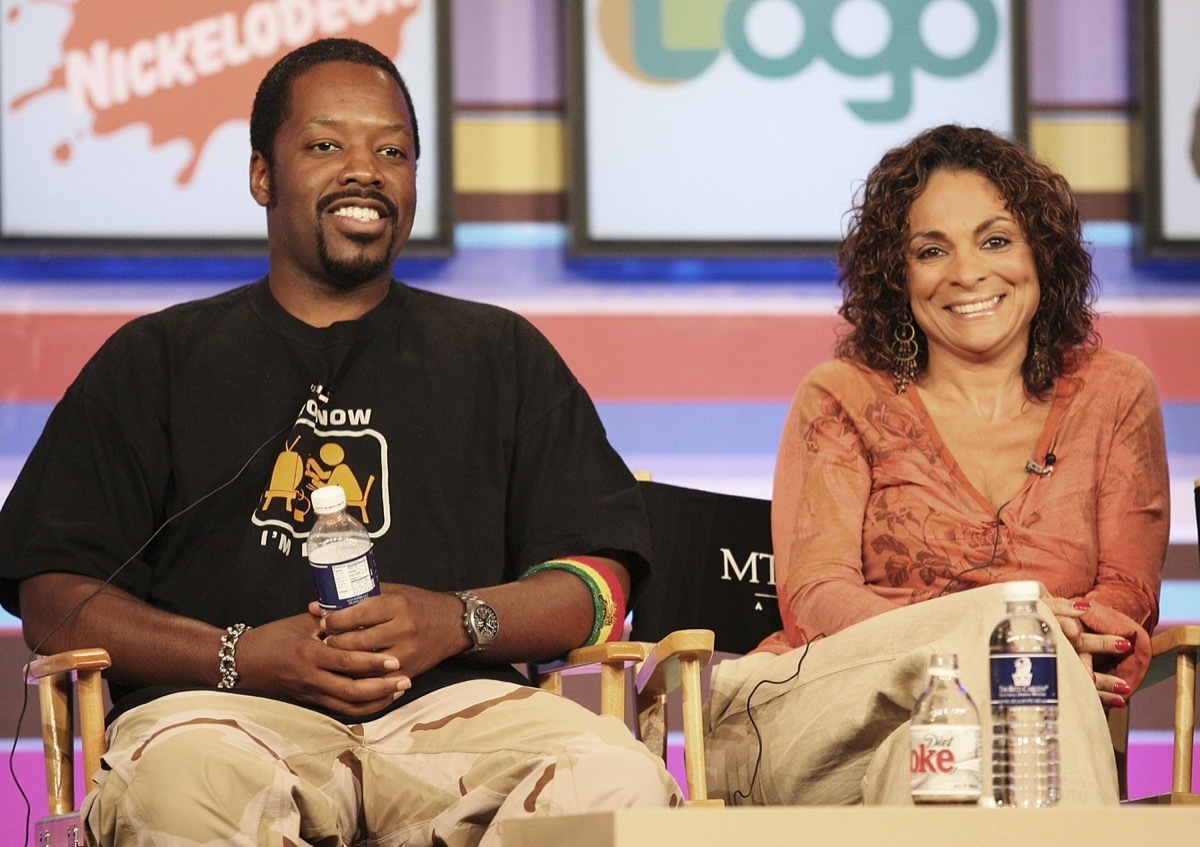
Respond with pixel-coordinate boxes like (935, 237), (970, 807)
(835, 124), (1098, 398)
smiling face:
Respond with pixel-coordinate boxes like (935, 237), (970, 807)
(904, 168), (1040, 375)
(250, 60), (417, 294)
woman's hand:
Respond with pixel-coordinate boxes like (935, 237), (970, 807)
(1043, 596), (1134, 708)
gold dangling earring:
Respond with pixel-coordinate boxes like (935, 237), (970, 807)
(891, 310), (919, 394)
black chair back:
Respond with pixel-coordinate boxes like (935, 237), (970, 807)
(632, 480), (781, 655)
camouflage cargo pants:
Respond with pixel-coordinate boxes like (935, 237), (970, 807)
(83, 680), (681, 846)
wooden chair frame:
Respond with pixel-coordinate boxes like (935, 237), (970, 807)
(1123, 624), (1200, 804)
(1116, 479), (1200, 804)
(26, 647), (111, 833)
(534, 629), (720, 806)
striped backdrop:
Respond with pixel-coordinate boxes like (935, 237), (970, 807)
(2, 3), (1198, 842)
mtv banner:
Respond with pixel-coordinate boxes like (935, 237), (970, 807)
(571, 0), (1023, 255)
(0, 0), (449, 250)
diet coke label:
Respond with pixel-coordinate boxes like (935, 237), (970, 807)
(909, 724), (982, 803)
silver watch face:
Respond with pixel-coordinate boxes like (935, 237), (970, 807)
(472, 604), (500, 641)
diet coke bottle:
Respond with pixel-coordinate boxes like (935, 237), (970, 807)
(910, 653), (983, 805)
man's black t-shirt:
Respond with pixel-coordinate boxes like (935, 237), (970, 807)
(0, 279), (650, 719)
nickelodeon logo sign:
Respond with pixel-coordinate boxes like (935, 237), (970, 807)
(61, 0), (420, 111)
(8, 0), (420, 184)
(594, 0), (1002, 121)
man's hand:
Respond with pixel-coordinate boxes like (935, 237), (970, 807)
(18, 572), (411, 718)
(309, 585), (465, 680)
(312, 558), (633, 672)
(234, 612), (412, 716)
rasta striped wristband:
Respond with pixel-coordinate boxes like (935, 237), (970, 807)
(520, 556), (627, 646)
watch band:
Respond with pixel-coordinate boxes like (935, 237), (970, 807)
(453, 591), (499, 653)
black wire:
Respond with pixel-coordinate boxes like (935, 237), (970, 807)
(728, 499), (1015, 806)
(732, 635), (820, 805)
(935, 502), (1008, 599)
(7, 419), (291, 845)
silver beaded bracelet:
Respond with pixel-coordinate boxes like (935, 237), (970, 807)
(216, 623), (251, 689)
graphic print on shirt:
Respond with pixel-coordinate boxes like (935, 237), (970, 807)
(252, 383), (389, 553)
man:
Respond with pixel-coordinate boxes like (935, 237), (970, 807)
(0, 38), (679, 845)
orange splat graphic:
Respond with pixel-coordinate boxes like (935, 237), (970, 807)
(8, 0), (420, 185)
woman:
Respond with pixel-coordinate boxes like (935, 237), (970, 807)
(704, 125), (1169, 806)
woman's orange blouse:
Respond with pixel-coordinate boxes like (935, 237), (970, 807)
(761, 347), (1170, 688)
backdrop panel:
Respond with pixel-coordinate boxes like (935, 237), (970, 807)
(568, 0), (1027, 257)
(0, 0), (453, 255)
(1139, 0), (1200, 258)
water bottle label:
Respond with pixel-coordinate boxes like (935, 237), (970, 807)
(311, 547), (380, 611)
(910, 724), (982, 801)
(989, 654), (1058, 706)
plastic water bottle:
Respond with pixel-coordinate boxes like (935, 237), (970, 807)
(307, 485), (380, 612)
(989, 580), (1059, 807)
(909, 653), (982, 804)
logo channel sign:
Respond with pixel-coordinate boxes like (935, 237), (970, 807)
(580, 0), (1018, 245)
(595, 0), (1001, 122)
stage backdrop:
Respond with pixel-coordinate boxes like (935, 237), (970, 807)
(568, 0), (1027, 257)
(1140, 0), (1200, 258)
(0, 0), (453, 254)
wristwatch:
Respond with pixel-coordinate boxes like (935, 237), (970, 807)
(453, 591), (499, 653)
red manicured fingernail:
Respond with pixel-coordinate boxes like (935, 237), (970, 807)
(1073, 601), (1091, 611)
(1111, 697), (1127, 709)
(1115, 638), (1132, 652)
(1114, 682), (1132, 696)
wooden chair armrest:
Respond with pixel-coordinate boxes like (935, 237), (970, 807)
(1151, 624), (1200, 655)
(536, 641), (649, 675)
(1141, 625), (1200, 689)
(1144, 625), (1199, 798)
(26, 647), (112, 680)
(633, 629), (718, 805)
(533, 641), (648, 722)
(26, 648), (111, 816)
(634, 630), (714, 699)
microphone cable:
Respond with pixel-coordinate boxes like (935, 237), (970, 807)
(935, 502), (1008, 599)
(7, 418), (292, 844)
(731, 635), (820, 805)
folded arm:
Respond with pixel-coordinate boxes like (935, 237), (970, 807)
(316, 556), (630, 676)
(20, 571), (410, 717)
(1088, 364), (1170, 692)
(1051, 362), (1170, 699)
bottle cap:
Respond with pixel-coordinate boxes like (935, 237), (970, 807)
(1002, 580), (1041, 602)
(928, 654), (959, 675)
(311, 485), (347, 515)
